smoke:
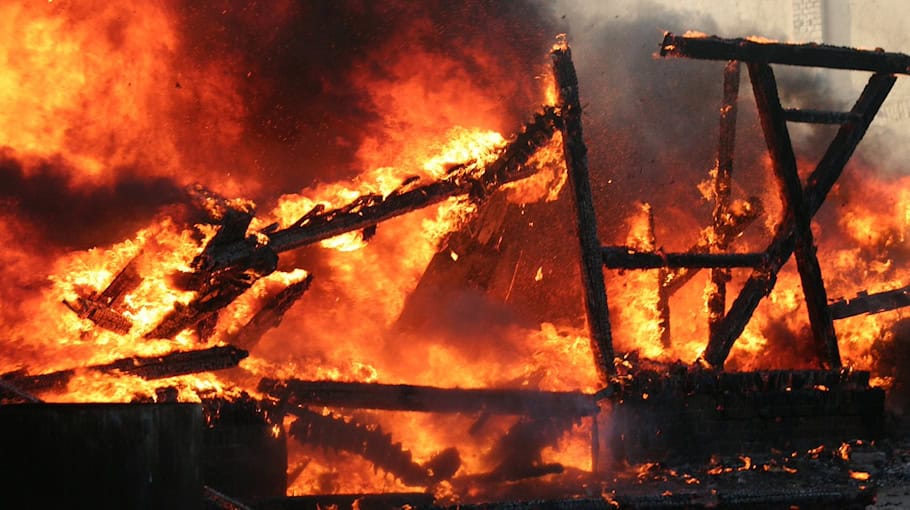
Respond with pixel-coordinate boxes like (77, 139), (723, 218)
(172, 0), (558, 200)
(0, 153), (188, 249)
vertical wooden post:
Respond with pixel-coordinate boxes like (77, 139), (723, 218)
(551, 39), (615, 381)
(707, 61), (741, 339)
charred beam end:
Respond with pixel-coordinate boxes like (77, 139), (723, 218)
(260, 378), (598, 417)
(830, 285), (910, 319)
(784, 109), (861, 124)
(659, 32), (910, 75)
(603, 247), (766, 269)
(551, 38), (615, 381)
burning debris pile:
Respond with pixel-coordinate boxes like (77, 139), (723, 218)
(4, 1), (910, 507)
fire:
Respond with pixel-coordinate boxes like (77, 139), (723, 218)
(4, 0), (910, 503)
(849, 470), (871, 481)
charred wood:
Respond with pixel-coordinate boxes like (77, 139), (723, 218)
(746, 62), (839, 369)
(784, 109), (861, 124)
(192, 108), (559, 275)
(260, 378), (598, 417)
(660, 32), (910, 75)
(829, 285), (910, 319)
(603, 249), (765, 269)
(703, 73), (896, 368)
(228, 275), (313, 350)
(287, 406), (456, 487)
(63, 254), (141, 334)
(3, 345), (248, 393)
(709, 61), (741, 337)
(551, 38), (615, 381)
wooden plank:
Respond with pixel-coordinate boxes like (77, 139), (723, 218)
(551, 40), (615, 381)
(660, 32), (910, 75)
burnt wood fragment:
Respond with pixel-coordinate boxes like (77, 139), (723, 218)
(63, 254), (142, 334)
(660, 32), (910, 75)
(551, 39), (615, 381)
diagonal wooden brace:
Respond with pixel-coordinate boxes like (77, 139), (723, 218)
(746, 62), (839, 369)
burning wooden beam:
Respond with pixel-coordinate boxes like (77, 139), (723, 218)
(63, 254), (142, 334)
(603, 248), (765, 270)
(746, 62), (840, 369)
(659, 32), (910, 75)
(192, 108), (560, 276)
(551, 37), (615, 381)
(259, 378), (598, 417)
(829, 284), (910, 319)
(228, 274), (314, 349)
(3, 345), (248, 394)
(708, 61), (741, 338)
(703, 73), (896, 368)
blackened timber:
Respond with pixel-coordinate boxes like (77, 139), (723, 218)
(745, 62), (840, 369)
(784, 109), (860, 124)
(830, 284), (910, 319)
(709, 61), (741, 338)
(603, 248), (765, 269)
(660, 32), (910, 75)
(193, 109), (559, 275)
(551, 40), (615, 381)
(259, 378), (598, 417)
(229, 274), (314, 349)
(4, 346), (248, 393)
(62, 254), (141, 334)
(704, 73), (896, 368)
